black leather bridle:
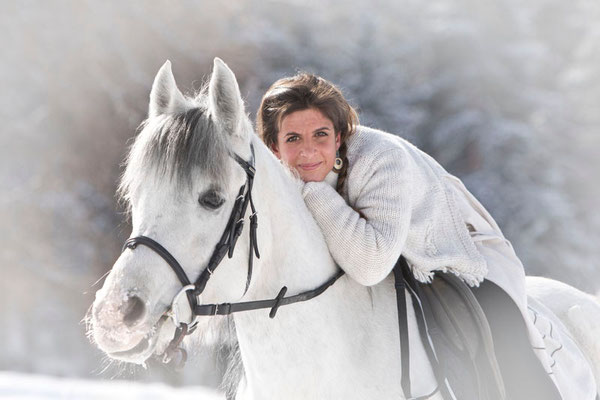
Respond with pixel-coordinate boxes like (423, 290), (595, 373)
(121, 144), (345, 367)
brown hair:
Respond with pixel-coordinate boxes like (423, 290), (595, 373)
(257, 73), (359, 194)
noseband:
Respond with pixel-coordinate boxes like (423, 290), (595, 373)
(121, 143), (344, 367)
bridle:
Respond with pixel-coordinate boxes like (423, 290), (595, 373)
(122, 144), (345, 367)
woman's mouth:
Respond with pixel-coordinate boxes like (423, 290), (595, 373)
(298, 162), (322, 171)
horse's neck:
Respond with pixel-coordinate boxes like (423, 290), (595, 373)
(233, 139), (349, 388)
(229, 140), (435, 399)
(248, 139), (339, 298)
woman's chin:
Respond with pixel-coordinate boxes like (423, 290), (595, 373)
(299, 169), (328, 183)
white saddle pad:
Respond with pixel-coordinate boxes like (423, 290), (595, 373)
(528, 296), (597, 400)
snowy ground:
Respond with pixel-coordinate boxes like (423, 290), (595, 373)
(0, 371), (224, 400)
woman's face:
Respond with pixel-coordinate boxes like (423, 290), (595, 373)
(272, 108), (341, 182)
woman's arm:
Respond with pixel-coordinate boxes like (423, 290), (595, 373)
(302, 148), (413, 286)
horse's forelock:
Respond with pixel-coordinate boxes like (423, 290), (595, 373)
(118, 98), (231, 207)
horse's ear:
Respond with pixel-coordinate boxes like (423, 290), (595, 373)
(208, 58), (245, 137)
(149, 60), (187, 118)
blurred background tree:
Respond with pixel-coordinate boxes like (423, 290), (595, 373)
(1, 0), (598, 388)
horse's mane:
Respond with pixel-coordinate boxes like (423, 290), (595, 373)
(218, 316), (244, 399)
(118, 88), (231, 208)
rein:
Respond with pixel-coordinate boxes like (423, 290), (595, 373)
(122, 144), (345, 367)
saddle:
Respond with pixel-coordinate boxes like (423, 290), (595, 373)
(394, 256), (563, 400)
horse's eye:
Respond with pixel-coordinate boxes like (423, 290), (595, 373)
(199, 190), (225, 210)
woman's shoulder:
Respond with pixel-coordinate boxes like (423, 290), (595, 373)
(347, 125), (413, 167)
(348, 125), (448, 176)
(343, 126), (417, 198)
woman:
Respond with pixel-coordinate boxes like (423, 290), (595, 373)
(256, 73), (561, 399)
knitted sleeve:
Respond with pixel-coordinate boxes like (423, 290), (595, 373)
(301, 148), (413, 286)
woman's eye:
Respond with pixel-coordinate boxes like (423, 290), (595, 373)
(199, 191), (225, 210)
(316, 131), (328, 137)
(285, 135), (299, 143)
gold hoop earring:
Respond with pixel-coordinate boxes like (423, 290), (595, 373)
(333, 150), (343, 173)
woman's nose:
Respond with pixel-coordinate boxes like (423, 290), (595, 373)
(299, 141), (316, 157)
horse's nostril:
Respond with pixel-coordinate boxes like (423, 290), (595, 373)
(121, 295), (146, 326)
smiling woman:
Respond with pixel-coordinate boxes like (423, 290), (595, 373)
(274, 108), (341, 182)
(255, 72), (600, 399)
(257, 73), (358, 191)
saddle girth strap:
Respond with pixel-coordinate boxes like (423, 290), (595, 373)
(393, 256), (411, 396)
(394, 256), (455, 399)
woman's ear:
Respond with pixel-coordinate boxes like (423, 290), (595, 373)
(271, 143), (281, 159)
(335, 132), (341, 150)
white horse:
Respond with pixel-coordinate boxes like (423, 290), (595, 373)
(89, 58), (600, 399)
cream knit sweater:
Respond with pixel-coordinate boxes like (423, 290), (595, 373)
(301, 126), (488, 286)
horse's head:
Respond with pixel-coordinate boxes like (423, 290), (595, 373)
(89, 59), (257, 365)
